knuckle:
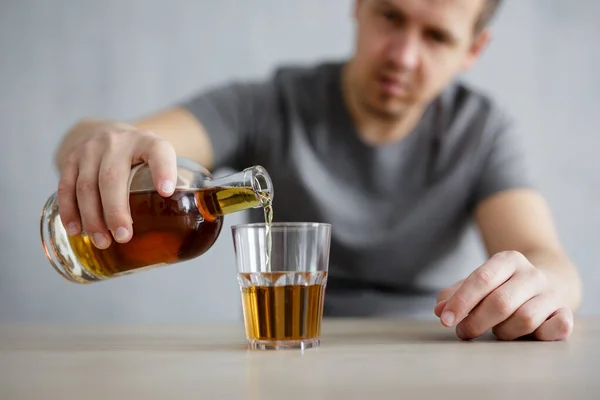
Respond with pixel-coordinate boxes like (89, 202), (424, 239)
(492, 250), (527, 267)
(135, 130), (159, 148)
(76, 178), (97, 196)
(530, 267), (547, 283)
(149, 137), (172, 154)
(494, 250), (523, 260)
(555, 313), (573, 337)
(99, 166), (119, 188)
(102, 131), (122, 148)
(451, 294), (470, 313)
(57, 178), (75, 197)
(473, 268), (495, 286)
(519, 312), (538, 333)
(81, 140), (100, 158)
(63, 152), (79, 170)
(530, 269), (549, 290)
(490, 291), (513, 316)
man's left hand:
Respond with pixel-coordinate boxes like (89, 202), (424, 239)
(434, 251), (574, 341)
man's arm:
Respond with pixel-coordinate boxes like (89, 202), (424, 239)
(53, 78), (276, 249)
(133, 107), (215, 169)
(474, 188), (582, 311)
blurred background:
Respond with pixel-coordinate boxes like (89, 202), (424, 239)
(0, 0), (598, 323)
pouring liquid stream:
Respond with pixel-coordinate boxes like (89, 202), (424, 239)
(260, 192), (273, 272)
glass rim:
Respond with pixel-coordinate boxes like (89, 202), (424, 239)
(231, 222), (331, 231)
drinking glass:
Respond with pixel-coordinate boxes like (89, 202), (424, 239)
(231, 222), (331, 350)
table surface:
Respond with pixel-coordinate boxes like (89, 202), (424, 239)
(1, 318), (599, 400)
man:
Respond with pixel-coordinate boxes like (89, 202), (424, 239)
(54, 0), (581, 340)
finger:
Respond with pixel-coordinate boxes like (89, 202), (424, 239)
(436, 279), (464, 303)
(434, 299), (447, 317)
(435, 279), (463, 318)
(492, 292), (559, 341)
(98, 150), (134, 243)
(441, 252), (523, 327)
(57, 154), (81, 236)
(533, 308), (574, 341)
(136, 136), (178, 197)
(455, 268), (545, 339)
(76, 145), (111, 249)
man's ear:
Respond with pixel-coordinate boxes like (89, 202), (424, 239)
(461, 29), (491, 71)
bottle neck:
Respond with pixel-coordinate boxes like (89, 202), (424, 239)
(206, 166), (273, 216)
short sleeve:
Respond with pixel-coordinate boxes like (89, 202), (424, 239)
(179, 79), (280, 171)
(469, 114), (535, 208)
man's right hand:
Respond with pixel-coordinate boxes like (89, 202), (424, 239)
(56, 120), (178, 249)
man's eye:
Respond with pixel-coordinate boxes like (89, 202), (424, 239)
(380, 9), (401, 23)
(382, 11), (395, 21)
(427, 30), (448, 44)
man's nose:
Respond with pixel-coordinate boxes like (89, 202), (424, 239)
(387, 31), (420, 71)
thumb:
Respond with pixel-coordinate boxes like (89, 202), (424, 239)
(137, 137), (178, 197)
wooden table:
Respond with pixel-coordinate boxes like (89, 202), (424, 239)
(1, 318), (599, 399)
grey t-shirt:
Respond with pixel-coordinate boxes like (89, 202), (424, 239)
(181, 61), (532, 317)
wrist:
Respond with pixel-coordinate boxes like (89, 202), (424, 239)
(537, 264), (582, 312)
(519, 248), (582, 311)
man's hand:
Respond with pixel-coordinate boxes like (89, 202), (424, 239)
(54, 109), (215, 250)
(56, 119), (178, 249)
(434, 250), (574, 341)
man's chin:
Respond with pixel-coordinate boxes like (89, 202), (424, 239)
(365, 98), (411, 119)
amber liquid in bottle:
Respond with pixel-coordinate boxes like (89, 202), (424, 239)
(62, 187), (260, 280)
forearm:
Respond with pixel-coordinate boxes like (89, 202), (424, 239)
(522, 248), (582, 311)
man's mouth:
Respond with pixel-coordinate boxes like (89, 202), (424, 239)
(378, 75), (408, 96)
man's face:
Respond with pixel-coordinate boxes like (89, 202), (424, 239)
(350, 0), (489, 118)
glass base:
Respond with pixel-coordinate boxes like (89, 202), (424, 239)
(247, 338), (320, 350)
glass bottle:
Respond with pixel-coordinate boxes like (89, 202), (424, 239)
(40, 157), (273, 284)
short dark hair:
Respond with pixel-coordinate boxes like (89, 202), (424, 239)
(475, 0), (502, 33)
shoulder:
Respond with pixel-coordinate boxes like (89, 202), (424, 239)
(426, 80), (530, 188)
(182, 60), (343, 109)
(436, 80), (513, 136)
(271, 60), (343, 84)
(255, 60), (345, 128)
(267, 60), (344, 100)
(430, 80), (520, 162)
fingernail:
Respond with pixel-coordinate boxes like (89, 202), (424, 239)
(113, 226), (129, 242)
(442, 310), (455, 326)
(66, 222), (79, 236)
(92, 233), (109, 248)
(160, 180), (175, 194)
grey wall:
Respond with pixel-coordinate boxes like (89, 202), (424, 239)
(0, 0), (598, 323)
